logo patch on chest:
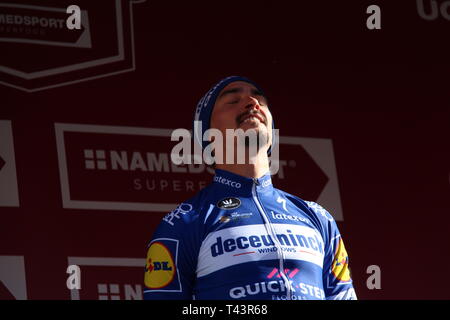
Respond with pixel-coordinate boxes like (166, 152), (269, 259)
(219, 212), (253, 223)
(217, 197), (241, 210)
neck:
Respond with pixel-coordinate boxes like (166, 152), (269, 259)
(215, 151), (270, 179)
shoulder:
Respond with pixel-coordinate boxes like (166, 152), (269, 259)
(160, 185), (215, 228)
(149, 186), (217, 249)
(301, 200), (341, 247)
(275, 188), (337, 228)
(302, 200), (336, 224)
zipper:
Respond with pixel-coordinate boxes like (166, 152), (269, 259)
(252, 178), (292, 300)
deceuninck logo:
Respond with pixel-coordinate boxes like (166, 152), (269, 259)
(0, 120), (20, 207)
(55, 123), (344, 220)
(0, 0), (144, 92)
(197, 224), (325, 278)
(67, 257), (145, 300)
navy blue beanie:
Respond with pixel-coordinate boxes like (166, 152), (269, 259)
(193, 76), (276, 156)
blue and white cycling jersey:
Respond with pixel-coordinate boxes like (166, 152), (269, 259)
(143, 169), (357, 300)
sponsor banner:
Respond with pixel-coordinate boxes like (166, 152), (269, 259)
(0, 2), (91, 48)
(55, 123), (214, 212)
(67, 257), (145, 300)
(197, 224), (324, 277)
(0, 120), (20, 207)
(0, 0), (144, 92)
(0, 255), (27, 300)
(55, 123), (343, 220)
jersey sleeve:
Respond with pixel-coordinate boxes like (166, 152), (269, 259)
(305, 201), (357, 300)
(143, 202), (201, 300)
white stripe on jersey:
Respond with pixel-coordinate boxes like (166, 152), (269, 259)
(197, 224), (325, 277)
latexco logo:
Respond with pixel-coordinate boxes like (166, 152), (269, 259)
(67, 257), (145, 300)
(55, 123), (343, 220)
(0, 120), (20, 207)
(0, 0), (144, 92)
(270, 211), (312, 225)
(214, 176), (242, 189)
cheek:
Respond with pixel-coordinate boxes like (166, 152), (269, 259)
(265, 111), (273, 127)
(265, 113), (273, 137)
(213, 108), (237, 126)
(211, 110), (231, 132)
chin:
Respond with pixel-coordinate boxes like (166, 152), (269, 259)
(239, 121), (265, 131)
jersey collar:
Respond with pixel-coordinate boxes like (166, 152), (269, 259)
(212, 168), (273, 195)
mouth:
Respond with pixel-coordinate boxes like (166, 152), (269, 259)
(238, 112), (266, 126)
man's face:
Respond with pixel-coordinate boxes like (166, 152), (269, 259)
(210, 81), (273, 150)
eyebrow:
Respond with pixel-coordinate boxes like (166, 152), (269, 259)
(218, 87), (267, 101)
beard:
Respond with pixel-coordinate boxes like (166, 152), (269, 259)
(236, 110), (269, 153)
(243, 128), (269, 153)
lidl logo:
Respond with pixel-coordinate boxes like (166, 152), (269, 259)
(144, 239), (180, 291)
(331, 238), (351, 283)
(146, 259), (172, 273)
